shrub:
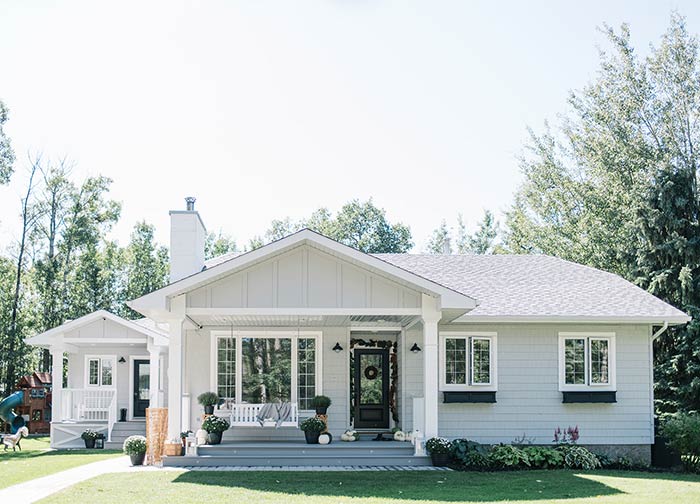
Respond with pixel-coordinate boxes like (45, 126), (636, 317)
(598, 454), (637, 470)
(425, 437), (452, 455)
(523, 446), (564, 469)
(489, 444), (530, 469)
(299, 417), (326, 433)
(197, 392), (219, 407)
(81, 429), (102, 441)
(557, 444), (600, 470)
(202, 415), (230, 433)
(462, 450), (492, 470)
(310, 395), (332, 408)
(123, 435), (147, 455)
(661, 413), (700, 472)
(451, 439), (488, 464)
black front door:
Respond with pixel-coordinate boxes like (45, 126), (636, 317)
(133, 360), (150, 418)
(354, 348), (390, 429)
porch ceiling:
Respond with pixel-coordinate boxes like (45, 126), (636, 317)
(187, 313), (420, 328)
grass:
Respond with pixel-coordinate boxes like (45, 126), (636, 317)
(39, 469), (700, 503)
(0, 436), (122, 490)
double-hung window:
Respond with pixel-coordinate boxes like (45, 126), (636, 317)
(558, 333), (616, 391)
(85, 356), (115, 387)
(439, 332), (497, 391)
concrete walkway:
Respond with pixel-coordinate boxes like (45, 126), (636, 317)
(0, 456), (157, 503)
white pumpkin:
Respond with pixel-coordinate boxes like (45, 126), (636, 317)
(318, 433), (332, 445)
(393, 430), (406, 442)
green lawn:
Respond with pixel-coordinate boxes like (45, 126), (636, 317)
(0, 436), (122, 490)
(39, 469), (700, 503)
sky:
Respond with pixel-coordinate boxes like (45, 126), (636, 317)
(0, 0), (696, 252)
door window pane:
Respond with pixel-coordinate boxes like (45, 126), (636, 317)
(359, 353), (383, 405)
(471, 338), (491, 384)
(590, 339), (610, 384)
(565, 339), (586, 385)
(297, 338), (316, 410)
(217, 337), (236, 401)
(241, 338), (292, 403)
(138, 363), (150, 399)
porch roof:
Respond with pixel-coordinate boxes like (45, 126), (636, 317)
(24, 310), (169, 351)
(185, 312), (420, 329)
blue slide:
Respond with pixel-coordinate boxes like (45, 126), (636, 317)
(0, 391), (25, 434)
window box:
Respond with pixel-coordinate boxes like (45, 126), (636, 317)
(443, 391), (496, 403)
(562, 391), (617, 403)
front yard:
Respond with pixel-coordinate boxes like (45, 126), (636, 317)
(0, 436), (122, 489)
(39, 469), (700, 503)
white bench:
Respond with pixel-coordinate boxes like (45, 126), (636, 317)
(229, 403), (299, 427)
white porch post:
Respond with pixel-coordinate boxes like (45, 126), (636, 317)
(148, 346), (162, 408)
(167, 295), (186, 439)
(421, 294), (441, 439)
(50, 347), (64, 422)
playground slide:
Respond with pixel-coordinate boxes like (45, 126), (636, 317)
(0, 391), (25, 434)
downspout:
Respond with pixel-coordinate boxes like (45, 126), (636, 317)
(652, 321), (669, 341)
(649, 321), (669, 444)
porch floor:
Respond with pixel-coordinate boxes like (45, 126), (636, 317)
(162, 440), (431, 468)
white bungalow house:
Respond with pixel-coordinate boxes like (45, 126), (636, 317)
(26, 199), (690, 465)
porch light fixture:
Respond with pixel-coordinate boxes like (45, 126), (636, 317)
(410, 343), (422, 353)
(333, 342), (344, 353)
(118, 357), (126, 363)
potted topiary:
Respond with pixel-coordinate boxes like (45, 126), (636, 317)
(202, 415), (230, 445)
(81, 429), (100, 449)
(300, 417), (326, 444)
(425, 437), (453, 467)
(311, 395), (332, 415)
(197, 391), (219, 415)
(123, 435), (147, 466)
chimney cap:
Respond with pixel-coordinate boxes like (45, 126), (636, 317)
(185, 196), (196, 211)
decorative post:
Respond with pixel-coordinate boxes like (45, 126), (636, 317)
(422, 294), (441, 439)
(50, 346), (64, 423)
(167, 295), (186, 439)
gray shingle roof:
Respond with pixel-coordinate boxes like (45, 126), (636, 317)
(374, 254), (688, 321)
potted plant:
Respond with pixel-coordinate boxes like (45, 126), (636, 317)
(202, 415), (230, 445)
(311, 395), (332, 415)
(425, 437), (453, 467)
(123, 435), (147, 466)
(81, 429), (101, 449)
(300, 417), (325, 444)
(197, 391), (219, 415)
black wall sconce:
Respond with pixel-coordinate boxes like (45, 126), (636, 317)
(410, 343), (422, 353)
(333, 342), (344, 353)
(118, 357), (126, 363)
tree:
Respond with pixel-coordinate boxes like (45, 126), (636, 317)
(505, 14), (700, 414)
(120, 222), (169, 319)
(426, 220), (452, 254)
(205, 231), (238, 260)
(0, 100), (15, 184)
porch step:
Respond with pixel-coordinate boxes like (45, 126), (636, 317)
(161, 440), (430, 467)
(107, 421), (146, 449)
(162, 454), (432, 467)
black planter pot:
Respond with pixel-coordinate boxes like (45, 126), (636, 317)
(204, 405), (215, 415)
(430, 453), (451, 467)
(304, 431), (320, 444)
(207, 432), (222, 445)
(314, 406), (328, 415)
(83, 438), (96, 449)
(130, 453), (146, 466)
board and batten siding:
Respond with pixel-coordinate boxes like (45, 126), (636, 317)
(429, 323), (653, 446)
(185, 245), (422, 310)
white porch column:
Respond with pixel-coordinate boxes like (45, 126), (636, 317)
(167, 295), (186, 439)
(50, 347), (64, 422)
(148, 346), (162, 408)
(421, 294), (441, 439)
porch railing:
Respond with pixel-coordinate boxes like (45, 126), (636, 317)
(229, 403), (299, 427)
(60, 388), (117, 424)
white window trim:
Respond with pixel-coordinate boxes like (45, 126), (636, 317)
(439, 332), (497, 392)
(209, 329), (323, 412)
(558, 332), (616, 392)
(84, 354), (117, 389)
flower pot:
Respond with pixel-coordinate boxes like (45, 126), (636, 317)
(83, 438), (96, 449)
(130, 453), (146, 466)
(207, 432), (222, 445)
(204, 405), (215, 415)
(314, 406), (328, 415)
(304, 431), (320, 444)
(430, 453), (451, 467)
